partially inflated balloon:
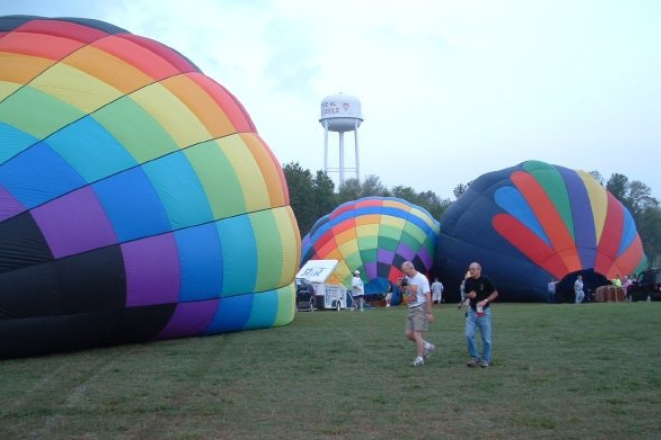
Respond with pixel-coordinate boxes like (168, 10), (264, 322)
(436, 161), (646, 302)
(301, 197), (439, 293)
(0, 16), (299, 358)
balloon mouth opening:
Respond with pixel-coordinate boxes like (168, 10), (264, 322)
(556, 269), (610, 303)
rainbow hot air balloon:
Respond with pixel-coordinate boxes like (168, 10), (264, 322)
(436, 160), (647, 302)
(301, 197), (440, 298)
(0, 16), (300, 358)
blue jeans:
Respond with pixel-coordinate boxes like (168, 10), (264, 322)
(466, 307), (492, 363)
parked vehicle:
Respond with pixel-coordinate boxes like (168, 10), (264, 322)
(295, 260), (348, 311)
(295, 278), (316, 311)
(629, 268), (661, 301)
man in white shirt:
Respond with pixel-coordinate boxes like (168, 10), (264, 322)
(351, 270), (365, 312)
(574, 274), (584, 304)
(431, 278), (444, 305)
(398, 261), (435, 366)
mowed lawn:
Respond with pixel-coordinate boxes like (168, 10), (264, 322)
(1, 302), (660, 440)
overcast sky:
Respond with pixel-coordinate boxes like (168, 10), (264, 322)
(4, 0), (661, 200)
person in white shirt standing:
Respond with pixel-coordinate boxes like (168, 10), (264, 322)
(351, 270), (365, 312)
(398, 261), (435, 366)
(574, 274), (585, 304)
(431, 277), (444, 305)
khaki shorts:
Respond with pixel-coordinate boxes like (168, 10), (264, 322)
(406, 305), (427, 332)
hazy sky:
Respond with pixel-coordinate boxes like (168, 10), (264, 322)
(4, 0), (661, 199)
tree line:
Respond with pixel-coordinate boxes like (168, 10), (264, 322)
(283, 162), (661, 266)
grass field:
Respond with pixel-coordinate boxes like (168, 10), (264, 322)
(1, 302), (660, 440)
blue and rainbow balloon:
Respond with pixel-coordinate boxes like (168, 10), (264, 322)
(437, 161), (647, 301)
(0, 16), (299, 358)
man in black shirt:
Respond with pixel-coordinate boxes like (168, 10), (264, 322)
(464, 262), (498, 368)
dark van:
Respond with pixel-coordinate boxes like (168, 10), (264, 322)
(629, 268), (661, 301)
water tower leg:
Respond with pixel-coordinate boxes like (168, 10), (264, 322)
(354, 127), (360, 182)
(339, 131), (345, 185)
(324, 124), (329, 174)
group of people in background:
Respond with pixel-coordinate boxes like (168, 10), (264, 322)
(546, 272), (637, 304)
(617, 275), (635, 301)
(351, 273), (446, 310)
(609, 274), (635, 301)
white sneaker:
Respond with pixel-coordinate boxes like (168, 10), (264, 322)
(411, 357), (425, 367)
(423, 344), (435, 359)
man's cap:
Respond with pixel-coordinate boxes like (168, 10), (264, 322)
(354, 270), (360, 275)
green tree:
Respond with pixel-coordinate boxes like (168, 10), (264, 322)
(627, 180), (659, 214)
(312, 171), (336, 233)
(453, 182), (470, 199)
(607, 174), (658, 216)
(337, 178), (362, 205)
(360, 175), (390, 198)
(637, 206), (661, 266)
(390, 185), (418, 202)
(415, 190), (451, 220)
(338, 175), (391, 204)
(282, 162), (316, 237)
(589, 171), (605, 185)
(606, 173), (630, 208)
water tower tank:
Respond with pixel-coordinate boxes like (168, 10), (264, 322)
(320, 93), (363, 132)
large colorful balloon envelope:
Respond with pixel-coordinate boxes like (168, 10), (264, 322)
(0, 16), (300, 358)
(436, 160), (647, 302)
(301, 197), (440, 297)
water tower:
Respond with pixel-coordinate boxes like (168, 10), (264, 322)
(319, 93), (363, 185)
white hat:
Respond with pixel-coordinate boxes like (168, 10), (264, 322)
(354, 270), (360, 275)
